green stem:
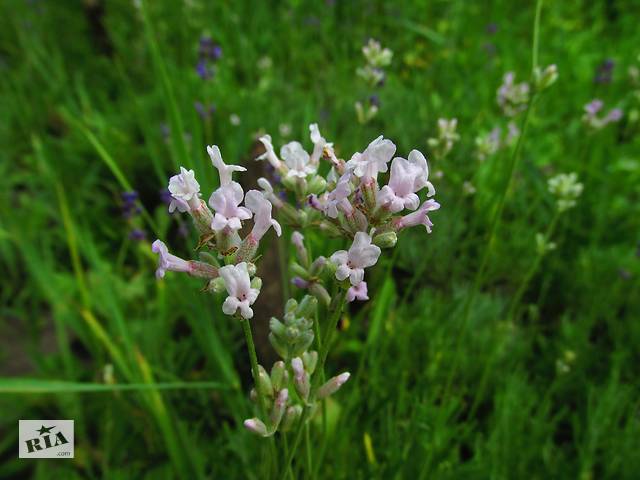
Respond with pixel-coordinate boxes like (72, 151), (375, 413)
(506, 210), (561, 320)
(278, 288), (348, 480)
(443, 0), (544, 398)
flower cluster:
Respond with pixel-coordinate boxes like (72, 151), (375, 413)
(355, 39), (393, 124)
(497, 72), (530, 116)
(196, 35), (222, 80)
(474, 122), (520, 160)
(120, 191), (146, 241)
(151, 123), (440, 439)
(547, 172), (583, 212)
(427, 118), (460, 159)
(533, 64), (558, 91)
(582, 99), (623, 130)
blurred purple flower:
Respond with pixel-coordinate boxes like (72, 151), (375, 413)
(486, 23), (498, 34)
(129, 228), (147, 241)
(594, 58), (614, 84)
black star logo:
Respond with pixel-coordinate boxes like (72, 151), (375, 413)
(37, 425), (54, 436)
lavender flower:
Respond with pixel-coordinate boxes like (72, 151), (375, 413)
(218, 262), (260, 319)
(330, 232), (381, 286)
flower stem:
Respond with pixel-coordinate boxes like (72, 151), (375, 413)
(506, 210), (561, 320)
(278, 288), (348, 480)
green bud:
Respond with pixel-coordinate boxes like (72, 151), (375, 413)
(198, 251), (220, 267)
(280, 405), (303, 432)
(373, 231), (398, 249)
(270, 361), (288, 391)
(309, 256), (326, 276)
(209, 277), (227, 294)
(269, 333), (289, 359)
(318, 220), (342, 237)
(309, 283), (331, 307)
(269, 317), (286, 337)
(306, 175), (327, 195)
(285, 298), (298, 315)
(290, 262), (310, 280)
(296, 295), (317, 318)
(250, 276), (262, 291)
(257, 365), (274, 397)
(246, 262), (257, 276)
(302, 351), (318, 375)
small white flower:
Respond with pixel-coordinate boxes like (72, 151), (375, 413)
(168, 166), (201, 212)
(279, 123), (292, 138)
(208, 182), (252, 232)
(151, 240), (192, 279)
(346, 135), (396, 180)
(257, 134), (282, 170)
(207, 145), (246, 185)
(219, 262), (260, 319)
(330, 232), (381, 286)
(229, 113), (241, 126)
(377, 150), (434, 213)
(309, 123), (330, 166)
(257, 177), (283, 208)
(281, 141), (315, 178)
(362, 39), (393, 68)
(245, 190), (282, 241)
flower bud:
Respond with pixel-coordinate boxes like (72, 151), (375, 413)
(257, 365), (274, 397)
(302, 350), (318, 375)
(280, 405), (303, 432)
(535, 64), (558, 91)
(309, 256), (326, 276)
(270, 361), (288, 391)
(292, 276), (310, 289)
(291, 357), (310, 401)
(318, 220), (342, 237)
(198, 251), (220, 267)
(296, 295), (317, 319)
(191, 200), (215, 235)
(291, 262), (310, 280)
(373, 231), (397, 249)
(306, 175), (327, 195)
(250, 276), (262, 291)
(208, 277), (227, 294)
(317, 372), (350, 399)
(244, 418), (269, 437)
(308, 283), (331, 307)
(270, 388), (289, 429)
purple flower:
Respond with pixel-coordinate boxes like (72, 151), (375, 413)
(195, 60), (214, 80)
(198, 36), (222, 61)
(330, 232), (381, 286)
(129, 228), (147, 241)
(347, 281), (369, 302)
(369, 94), (380, 108)
(377, 149), (434, 213)
(159, 188), (173, 206)
(218, 262), (260, 319)
(151, 240), (192, 279)
(486, 23), (498, 34)
(121, 191), (141, 218)
(594, 58), (615, 84)
(292, 276), (310, 289)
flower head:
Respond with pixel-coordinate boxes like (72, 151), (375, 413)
(219, 262), (260, 319)
(548, 172), (583, 212)
(346, 135), (396, 180)
(245, 190), (282, 241)
(207, 145), (246, 185)
(281, 141), (315, 178)
(309, 123), (329, 166)
(330, 232), (381, 286)
(168, 167), (201, 212)
(208, 182), (252, 232)
(377, 150), (433, 213)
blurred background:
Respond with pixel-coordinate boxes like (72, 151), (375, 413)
(1, 0), (639, 478)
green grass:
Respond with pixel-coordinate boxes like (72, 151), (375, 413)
(1, 0), (640, 478)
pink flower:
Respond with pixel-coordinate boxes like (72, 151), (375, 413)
(168, 167), (201, 212)
(394, 199), (441, 233)
(218, 262), (260, 319)
(347, 281), (369, 302)
(208, 182), (252, 233)
(323, 173), (354, 218)
(346, 135), (396, 180)
(151, 240), (191, 279)
(207, 145), (246, 185)
(245, 190), (282, 241)
(330, 232), (381, 286)
(377, 150), (434, 213)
